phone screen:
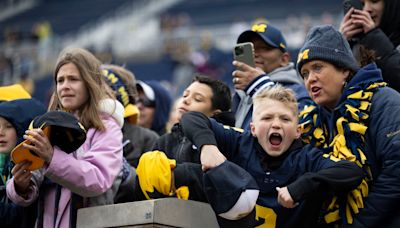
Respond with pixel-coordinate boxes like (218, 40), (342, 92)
(343, 0), (363, 14)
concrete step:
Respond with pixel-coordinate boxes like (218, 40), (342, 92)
(77, 198), (219, 228)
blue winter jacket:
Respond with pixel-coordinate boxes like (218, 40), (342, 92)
(311, 63), (400, 227)
(181, 112), (363, 227)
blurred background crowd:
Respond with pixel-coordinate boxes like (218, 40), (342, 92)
(0, 0), (341, 104)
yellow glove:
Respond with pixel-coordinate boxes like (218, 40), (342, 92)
(137, 151), (188, 200)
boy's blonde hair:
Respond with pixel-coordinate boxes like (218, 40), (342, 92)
(253, 85), (298, 116)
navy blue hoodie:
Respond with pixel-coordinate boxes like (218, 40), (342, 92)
(144, 81), (172, 135)
(0, 98), (46, 227)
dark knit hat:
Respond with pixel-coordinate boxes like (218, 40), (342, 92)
(296, 25), (359, 73)
(30, 111), (87, 153)
(102, 68), (139, 124)
(11, 111), (86, 170)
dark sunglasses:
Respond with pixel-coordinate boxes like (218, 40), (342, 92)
(138, 97), (155, 108)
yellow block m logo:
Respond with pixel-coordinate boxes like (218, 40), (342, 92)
(297, 49), (310, 64)
(252, 23), (267, 33)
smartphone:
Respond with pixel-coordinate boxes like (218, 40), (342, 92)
(233, 42), (255, 67)
(343, 0), (363, 14)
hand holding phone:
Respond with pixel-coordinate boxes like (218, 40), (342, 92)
(232, 43), (265, 90)
(233, 42), (255, 68)
(341, 0), (364, 40)
(343, 0), (363, 14)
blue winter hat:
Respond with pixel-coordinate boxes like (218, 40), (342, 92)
(203, 161), (259, 220)
(296, 25), (359, 73)
(238, 22), (287, 52)
(0, 98), (46, 144)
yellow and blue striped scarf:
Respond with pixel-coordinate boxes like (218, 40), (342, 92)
(299, 81), (386, 225)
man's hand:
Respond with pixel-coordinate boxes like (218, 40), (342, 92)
(200, 145), (226, 171)
(276, 186), (299, 208)
(232, 61), (265, 90)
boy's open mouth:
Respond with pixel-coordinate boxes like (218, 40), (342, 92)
(269, 133), (282, 146)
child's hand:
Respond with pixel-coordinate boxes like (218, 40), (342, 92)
(200, 145), (226, 171)
(11, 161), (32, 196)
(276, 186), (298, 208)
(23, 129), (54, 163)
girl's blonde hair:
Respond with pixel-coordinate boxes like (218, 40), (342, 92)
(49, 47), (113, 131)
(253, 84), (298, 116)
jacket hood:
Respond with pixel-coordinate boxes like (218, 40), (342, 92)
(347, 63), (383, 88)
(99, 99), (125, 128)
(337, 63), (383, 107)
(269, 62), (304, 85)
(0, 98), (46, 144)
(379, 0), (400, 46)
(145, 81), (172, 135)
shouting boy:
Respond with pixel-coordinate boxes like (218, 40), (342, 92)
(180, 85), (364, 227)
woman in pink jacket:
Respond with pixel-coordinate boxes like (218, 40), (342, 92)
(7, 47), (124, 228)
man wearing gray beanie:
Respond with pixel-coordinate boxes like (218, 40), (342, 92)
(297, 24), (400, 227)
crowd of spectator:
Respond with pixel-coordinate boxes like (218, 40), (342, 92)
(1, 0), (400, 227)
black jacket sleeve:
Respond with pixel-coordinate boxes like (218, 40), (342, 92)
(173, 162), (207, 202)
(359, 28), (400, 92)
(181, 112), (218, 149)
(151, 131), (167, 151)
(287, 161), (363, 202)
